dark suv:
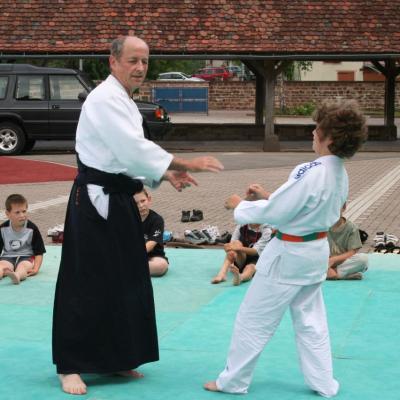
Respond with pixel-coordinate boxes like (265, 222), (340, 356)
(0, 64), (171, 155)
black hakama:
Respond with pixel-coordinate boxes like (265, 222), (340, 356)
(52, 162), (159, 374)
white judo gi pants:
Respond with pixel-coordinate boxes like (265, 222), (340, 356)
(216, 272), (339, 397)
(336, 253), (368, 279)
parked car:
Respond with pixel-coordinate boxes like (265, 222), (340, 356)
(157, 72), (204, 82)
(243, 68), (256, 81)
(226, 65), (243, 77)
(192, 67), (233, 82)
(0, 64), (171, 155)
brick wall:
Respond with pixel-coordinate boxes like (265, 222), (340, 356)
(141, 80), (400, 112)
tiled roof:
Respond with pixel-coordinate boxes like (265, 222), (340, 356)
(0, 0), (399, 55)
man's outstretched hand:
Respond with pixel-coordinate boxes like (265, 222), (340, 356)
(164, 155), (223, 191)
(169, 156), (224, 173)
(163, 170), (198, 192)
(187, 156), (224, 172)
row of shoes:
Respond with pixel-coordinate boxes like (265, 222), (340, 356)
(47, 224), (64, 243)
(184, 226), (232, 245)
(181, 209), (203, 222)
(373, 232), (400, 254)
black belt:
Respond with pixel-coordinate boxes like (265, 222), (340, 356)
(76, 156), (143, 196)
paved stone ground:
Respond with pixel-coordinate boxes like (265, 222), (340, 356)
(1, 148), (399, 254)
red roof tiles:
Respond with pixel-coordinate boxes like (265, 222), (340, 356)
(0, 0), (399, 55)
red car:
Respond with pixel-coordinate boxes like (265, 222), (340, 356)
(193, 67), (233, 82)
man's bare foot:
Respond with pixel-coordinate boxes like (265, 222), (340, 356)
(59, 374), (87, 395)
(115, 370), (144, 378)
(4, 269), (20, 284)
(211, 276), (226, 284)
(204, 381), (221, 392)
(229, 264), (242, 286)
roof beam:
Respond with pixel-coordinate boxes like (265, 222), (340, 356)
(1, 53), (400, 61)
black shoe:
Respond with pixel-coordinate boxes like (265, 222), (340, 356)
(181, 210), (190, 223)
(190, 209), (203, 222)
(215, 231), (232, 244)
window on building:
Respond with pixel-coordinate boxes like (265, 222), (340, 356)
(337, 71), (355, 81)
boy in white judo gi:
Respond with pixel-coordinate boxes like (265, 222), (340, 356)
(204, 100), (368, 397)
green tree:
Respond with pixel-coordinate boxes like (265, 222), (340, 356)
(283, 61), (313, 81)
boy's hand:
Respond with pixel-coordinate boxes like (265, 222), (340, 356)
(224, 242), (242, 251)
(27, 268), (39, 276)
(225, 194), (242, 210)
(245, 184), (270, 200)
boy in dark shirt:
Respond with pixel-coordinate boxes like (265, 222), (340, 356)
(0, 194), (46, 284)
(134, 189), (168, 276)
(211, 223), (272, 286)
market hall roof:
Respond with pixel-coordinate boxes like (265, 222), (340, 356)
(1, 0), (400, 59)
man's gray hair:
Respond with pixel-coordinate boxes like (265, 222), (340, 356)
(110, 37), (127, 59)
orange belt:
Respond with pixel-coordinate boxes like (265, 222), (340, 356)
(272, 230), (327, 242)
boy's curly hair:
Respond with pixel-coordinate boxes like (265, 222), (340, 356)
(312, 100), (368, 158)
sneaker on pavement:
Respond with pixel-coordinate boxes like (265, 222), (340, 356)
(215, 231), (232, 244)
(184, 229), (207, 245)
(201, 229), (215, 244)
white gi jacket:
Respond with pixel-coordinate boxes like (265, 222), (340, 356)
(234, 155), (348, 285)
(75, 75), (173, 218)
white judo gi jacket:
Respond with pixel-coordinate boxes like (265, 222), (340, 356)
(75, 75), (173, 218)
(234, 155), (348, 285)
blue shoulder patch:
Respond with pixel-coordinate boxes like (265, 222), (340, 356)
(293, 161), (322, 180)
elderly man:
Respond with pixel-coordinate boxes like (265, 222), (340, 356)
(52, 36), (223, 395)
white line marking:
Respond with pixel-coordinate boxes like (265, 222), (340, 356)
(0, 195), (70, 220)
(17, 157), (76, 169)
(345, 164), (400, 221)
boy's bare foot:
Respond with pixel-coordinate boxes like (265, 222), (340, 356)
(229, 264), (242, 286)
(226, 251), (236, 263)
(204, 381), (221, 392)
(344, 272), (363, 280)
(4, 269), (20, 284)
(211, 275), (226, 284)
(115, 370), (144, 378)
(59, 374), (87, 395)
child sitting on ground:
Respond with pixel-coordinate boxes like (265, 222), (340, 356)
(211, 220), (273, 286)
(327, 203), (368, 280)
(0, 194), (46, 284)
(134, 189), (169, 277)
